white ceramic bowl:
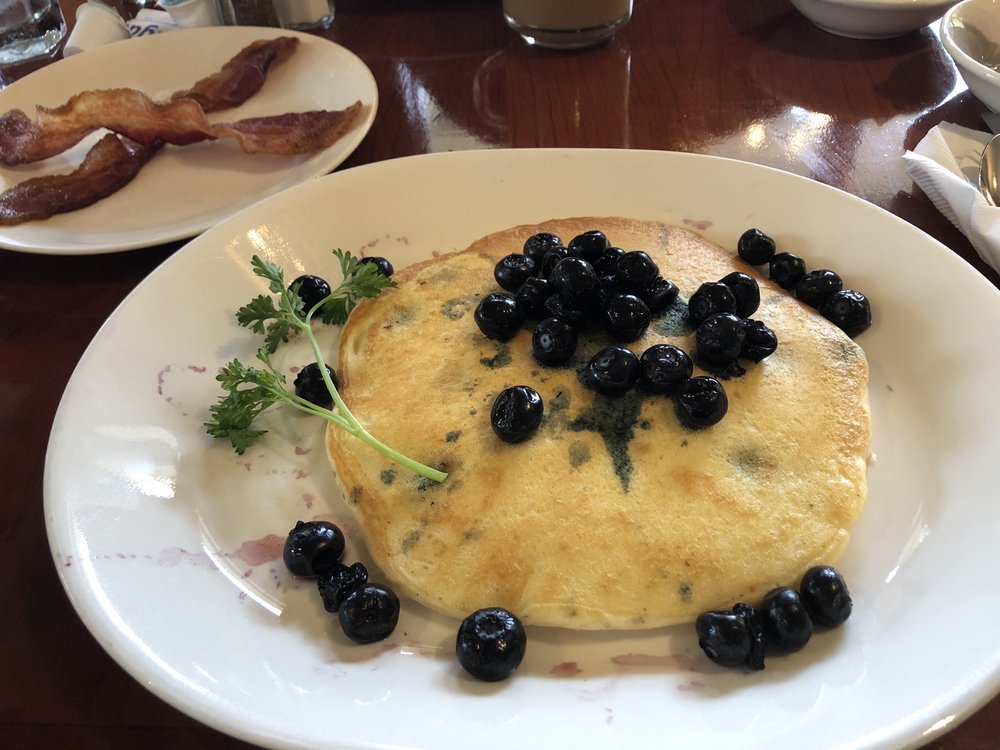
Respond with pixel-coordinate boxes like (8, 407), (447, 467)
(941, 0), (1000, 112)
(791, 0), (959, 38)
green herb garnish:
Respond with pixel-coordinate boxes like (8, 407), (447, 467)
(205, 250), (447, 483)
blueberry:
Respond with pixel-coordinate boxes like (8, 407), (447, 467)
(674, 376), (728, 429)
(456, 607), (527, 681)
(799, 566), (852, 628)
(494, 253), (537, 292)
(339, 583), (400, 644)
(514, 276), (552, 318)
(567, 230), (609, 263)
(491, 386), (544, 443)
(522, 232), (563, 265)
(598, 271), (630, 301)
(543, 294), (590, 330)
(740, 319), (778, 362)
(638, 343), (692, 394)
(603, 293), (651, 341)
(474, 292), (524, 341)
(615, 251), (660, 291)
(532, 317), (578, 365)
(283, 520), (345, 578)
(551, 256), (601, 309)
(695, 610), (751, 668)
(820, 289), (871, 336)
(760, 587), (813, 651)
(595, 245), (625, 274)
(539, 247), (570, 279)
(359, 256), (394, 277)
(732, 602), (766, 670)
(796, 269), (843, 308)
(737, 228), (776, 265)
(687, 282), (738, 325)
(586, 345), (640, 396)
(317, 562), (369, 613)
(696, 312), (747, 365)
(293, 362), (339, 408)
(289, 274), (331, 312)
(643, 278), (679, 314)
(718, 271), (760, 318)
(769, 252), (806, 290)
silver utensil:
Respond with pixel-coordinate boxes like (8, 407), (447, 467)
(979, 132), (1000, 206)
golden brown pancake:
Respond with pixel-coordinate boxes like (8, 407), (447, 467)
(326, 217), (870, 629)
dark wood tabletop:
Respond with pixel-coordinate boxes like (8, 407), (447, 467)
(2, 0), (998, 747)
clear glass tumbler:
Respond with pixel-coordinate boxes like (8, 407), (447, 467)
(0, 0), (67, 65)
(502, 0), (632, 49)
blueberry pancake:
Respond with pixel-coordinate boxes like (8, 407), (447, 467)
(325, 217), (870, 629)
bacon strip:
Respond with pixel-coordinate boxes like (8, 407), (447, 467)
(0, 36), (300, 166)
(0, 134), (159, 226)
(170, 36), (299, 112)
(1, 90), (210, 165)
(8, 89), (363, 159)
(214, 104), (364, 155)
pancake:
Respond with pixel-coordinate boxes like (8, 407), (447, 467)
(325, 217), (870, 629)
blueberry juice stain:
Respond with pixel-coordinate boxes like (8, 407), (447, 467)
(651, 298), (693, 338)
(568, 389), (645, 492)
(480, 341), (512, 369)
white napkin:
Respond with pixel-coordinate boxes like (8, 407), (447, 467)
(902, 122), (1000, 274)
(64, 6), (176, 57)
(63, 0), (131, 57)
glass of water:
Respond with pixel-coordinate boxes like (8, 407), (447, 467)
(0, 0), (67, 66)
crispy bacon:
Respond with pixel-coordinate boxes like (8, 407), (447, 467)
(0, 90), (209, 165)
(0, 101), (363, 225)
(214, 103), (364, 155)
(4, 89), (363, 163)
(170, 36), (299, 112)
(0, 37), (363, 227)
(0, 36), (300, 166)
(0, 134), (159, 226)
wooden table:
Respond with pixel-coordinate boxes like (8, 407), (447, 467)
(2, 1), (997, 747)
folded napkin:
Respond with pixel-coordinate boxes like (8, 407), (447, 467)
(64, 5), (176, 57)
(902, 122), (1000, 274)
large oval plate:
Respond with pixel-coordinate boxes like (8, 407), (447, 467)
(44, 149), (1000, 749)
(0, 26), (376, 255)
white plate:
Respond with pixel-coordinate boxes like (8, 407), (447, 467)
(0, 26), (376, 255)
(44, 150), (1000, 749)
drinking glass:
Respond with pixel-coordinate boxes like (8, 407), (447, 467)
(502, 0), (633, 49)
(0, 0), (66, 66)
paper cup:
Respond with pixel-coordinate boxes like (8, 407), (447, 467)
(64, 0), (131, 57)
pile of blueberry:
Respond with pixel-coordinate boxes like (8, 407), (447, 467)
(737, 228), (872, 337)
(475, 228), (678, 354)
(695, 565), (852, 670)
(283, 521), (528, 680)
(283, 520), (399, 644)
(476, 229), (781, 440)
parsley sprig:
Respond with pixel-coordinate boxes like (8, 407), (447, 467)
(205, 251), (447, 483)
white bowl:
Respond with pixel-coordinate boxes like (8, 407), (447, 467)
(941, 0), (1000, 112)
(791, 0), (959, 38)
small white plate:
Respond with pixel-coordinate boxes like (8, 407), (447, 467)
(0, 26), (376, 255)
(45, 150), (1000, 749)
